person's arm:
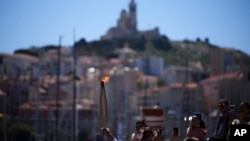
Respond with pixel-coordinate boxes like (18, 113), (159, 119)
(201, 128), (207, 136)
(216, 115), (229, 139)
(198, 128), (207, 140)
(101, 128), (117, 141)
(186, 127), (192, 138)
(130, 132), (135, 141)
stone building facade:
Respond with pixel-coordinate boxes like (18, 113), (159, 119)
(101, 0), (161, 40)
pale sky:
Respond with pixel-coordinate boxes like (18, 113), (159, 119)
(1, 0), (250, 55)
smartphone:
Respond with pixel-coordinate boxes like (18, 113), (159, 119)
(173, 127), (179, 134)
(230, 105), (235, 113)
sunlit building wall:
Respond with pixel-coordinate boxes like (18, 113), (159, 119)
(134, 56), (164, 76)
(149, 56), (164, 76)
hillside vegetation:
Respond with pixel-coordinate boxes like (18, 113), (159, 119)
(14, 36), (250, 72)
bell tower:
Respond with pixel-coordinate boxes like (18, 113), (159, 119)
(129, 0), (137, 31)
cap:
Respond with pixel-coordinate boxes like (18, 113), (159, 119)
(192, 112), (202, 120)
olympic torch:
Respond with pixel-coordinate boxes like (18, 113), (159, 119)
(100, 76), (110, 128)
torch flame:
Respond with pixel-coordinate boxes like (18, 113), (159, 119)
(101, 76), (110, 83)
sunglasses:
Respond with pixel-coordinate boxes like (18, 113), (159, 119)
(218, 103), (226, 107)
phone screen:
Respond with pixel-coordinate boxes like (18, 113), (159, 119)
(230, 105), (235, 112)
(173, 127), (178, 133)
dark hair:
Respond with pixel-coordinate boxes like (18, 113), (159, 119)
(191, 112), (207, 128)
(219, 99), (229, 106)
(240, 102), (250, 114)
(136, 120), (146, 130)
(200, 120), (207, 129)
(241, 102), (250, 109)
(173, 127), (179, 133)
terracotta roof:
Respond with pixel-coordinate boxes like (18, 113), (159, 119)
(39, 87), (47, 94)
(17, 99), (96, 119)
(110, 58), (122, 64)
(19, 99), (94, 109)
(201, 71), (243, 83)
(168, 83), (183, 89)
(139, 75), (158, 83)
(13, 53), (38, 63)
(168, 82), (197, 89)
(185, 83), (198, 89)
(0, 53), (38, 63)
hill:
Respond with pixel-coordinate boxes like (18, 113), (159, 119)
(14, 36), (250, 73)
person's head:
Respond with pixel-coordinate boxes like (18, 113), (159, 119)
(218, 99), (229, 113)
(142, 127), (155, 141)
(172, 127), (180, 136)
(239, 102), (250, 116)
(193, 112), (202, 120)
(190, 112), (202, 128)
(136, 120), (146, 132)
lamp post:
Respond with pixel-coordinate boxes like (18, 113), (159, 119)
(72, 44), (77, 141)
(55, 35), (63, 141)
(88, 67), (97, 141)
(72, 29), (77, 141)
(0, 89), (6, 141)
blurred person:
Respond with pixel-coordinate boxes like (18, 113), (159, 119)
(169, 127), (180, 141)
(228, 105), (238, 126)
(131, 120), (147, 141)
(102, 126), (156, 141)
(229, 102), (250, 125)
(154, 128), (164, 141)
(141, 126), (155, 141)
(209, 99), (230, 141)
(184, 112), (207, 141)
(227, 102), (250, 140)
(238, 102), (250, 124)
(101, 127), (117, 141)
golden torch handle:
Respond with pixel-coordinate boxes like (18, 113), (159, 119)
(100, 81), (108, 128)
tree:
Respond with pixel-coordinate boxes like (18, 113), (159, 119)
(14, 49), (38, 57)
(157, 78), (165, 87)
(0, 119), (35, 141)
(10, 123), (35, 141)
(137, 80), (144, 90)
(205, 37), (209, 44)
(196, 37), (201, 42)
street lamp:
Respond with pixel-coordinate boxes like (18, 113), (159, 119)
(0, 89), (6, 141)
(72, 34), (77, 141)
(55, 35), (63, 141)
(65, 68), (81, 141)
(87, 67), (97, 141)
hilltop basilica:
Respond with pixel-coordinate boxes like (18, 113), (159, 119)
(101, 0), (161, 40)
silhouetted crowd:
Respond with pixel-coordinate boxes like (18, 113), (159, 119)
(101, 99), (250, 141)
